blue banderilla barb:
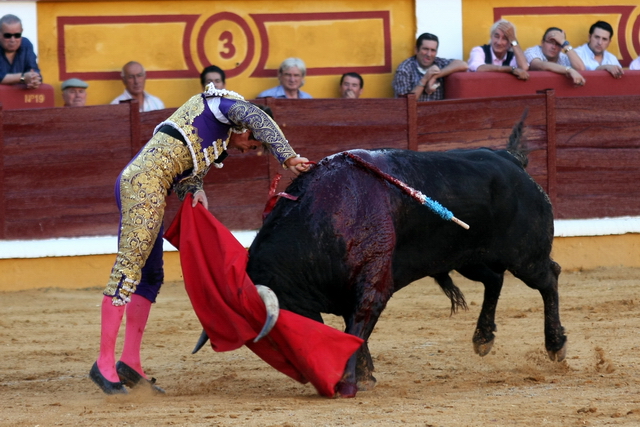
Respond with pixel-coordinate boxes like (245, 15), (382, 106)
(345, 152), (470, 230)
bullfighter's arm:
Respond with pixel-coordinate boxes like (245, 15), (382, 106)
(226, 102), (298, 167)
(173, 168), (208, 202)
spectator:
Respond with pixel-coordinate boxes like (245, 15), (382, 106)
(630, 57), (640, 70)
(467, 19), (529, 80)
(200, 65), (225, 90)
(574, 21), (623, 78)
(257, 57), (312, 99)
(340, 72), (363, 98)
(111, 61), (164, 112)
(61, 78), (88, 107)
(392, 32), (468, 101)
(0, 14), (41, 89)
(524, 27), (586, 86)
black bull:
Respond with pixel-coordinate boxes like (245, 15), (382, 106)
(245, 120), (567, 397)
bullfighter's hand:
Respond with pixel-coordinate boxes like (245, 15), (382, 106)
(285, 156), (311, 175)
(192, 190), (209, 209)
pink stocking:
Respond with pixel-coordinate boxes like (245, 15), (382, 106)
(96, 295), (125, 382)
(119, 294), (152, 378)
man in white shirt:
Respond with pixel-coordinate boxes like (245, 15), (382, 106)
(524, 27), (586, 86)
(111, 61), (165, 112)
(574, 21), (623, 79)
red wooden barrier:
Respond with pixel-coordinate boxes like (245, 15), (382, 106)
(1, 88), (639, 241)
(0, 84), (55, 110)
(445, 70), (640, 100)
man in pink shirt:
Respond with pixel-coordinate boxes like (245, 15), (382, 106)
(467, 20), (529, 80)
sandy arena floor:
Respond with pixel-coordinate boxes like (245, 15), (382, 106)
(1, 267), (639, 426)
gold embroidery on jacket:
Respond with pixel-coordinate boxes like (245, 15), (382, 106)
(104, 132), (192, 300)
(162, 95), (226, 175)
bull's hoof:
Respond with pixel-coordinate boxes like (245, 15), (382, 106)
(547, 341), (567, 362)
(473, 338), (495, 357)
(356, 377), (376, 391)
(335, 381), (358, 398)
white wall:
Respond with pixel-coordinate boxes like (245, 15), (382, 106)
(415, 0), (463, 60)
(2, 1), (38, 55)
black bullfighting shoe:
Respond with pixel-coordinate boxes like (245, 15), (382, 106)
(89, 362), (128, 395)
(115, 361), (166, 394)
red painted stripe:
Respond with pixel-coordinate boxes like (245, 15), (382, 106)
(250, 11), (391, 77)
(57, 15), (200, 80)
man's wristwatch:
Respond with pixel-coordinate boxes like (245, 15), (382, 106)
(562, 40), (572, 51)
(511, 40), (518, 47)
(20, 73), (25, 83)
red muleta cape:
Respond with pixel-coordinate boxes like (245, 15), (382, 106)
(164, 195), (363, 397)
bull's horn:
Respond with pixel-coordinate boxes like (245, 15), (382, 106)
(254, 285), (279, 342)
(192, 329), (209, 354)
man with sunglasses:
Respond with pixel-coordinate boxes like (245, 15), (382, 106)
(0, 14), (41, 89)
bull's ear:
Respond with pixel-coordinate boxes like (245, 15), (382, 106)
(254, 285), (280, 342)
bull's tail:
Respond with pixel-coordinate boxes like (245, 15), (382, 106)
(432, 273), (468, 315)
(507, 108), (529, 168)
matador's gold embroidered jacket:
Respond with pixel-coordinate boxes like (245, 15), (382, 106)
(154, 92), (297, 199)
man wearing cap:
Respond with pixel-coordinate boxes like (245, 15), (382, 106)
(61, 78), (88, 107)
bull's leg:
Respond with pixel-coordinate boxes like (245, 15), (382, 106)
(513, 259), (566, 361)
(456, 264), (504, 357)
(355, 341), (376, 390)
(336, 275), (393, 397)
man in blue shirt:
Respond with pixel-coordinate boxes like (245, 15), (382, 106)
(0, 14), (42, 89)
(257, 58), (312, 99)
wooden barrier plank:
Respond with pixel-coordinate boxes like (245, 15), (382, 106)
(554, 195), (640, 219)
(415, 95), (549, 191)
(556, 96), (640, 149)
(557, 147), (640, 170)
(543, 89), (557, 208)
(0, 106), (4, 239)
(4, 92), (640, 241)
(2, 105), (133, 239)
(445, 70), (640, 99)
